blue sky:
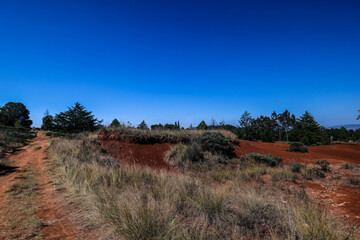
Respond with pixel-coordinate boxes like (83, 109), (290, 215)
(1, 0), (359, 127)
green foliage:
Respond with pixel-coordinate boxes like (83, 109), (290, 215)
(289, 111), (321, 145)
(184, 142), (204, 162)
(287, 142), (309, 153)
(246, 153), (282, 166)
(0, 102), (32, 128)
(52, 102), (102, 133)
(0, 124), (36, 152)
(195, 132), (234, 156)
(290, 163), (306, 173)
(110, 118), (121, 127)
(41, 110), (54, 130)
(196, 120), (208, 130)
(137, 120), (148, 130)
(308, 168), (325, 178)
(316, 160), (331, 172)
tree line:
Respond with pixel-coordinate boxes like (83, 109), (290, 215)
(1, 101), (358, 146)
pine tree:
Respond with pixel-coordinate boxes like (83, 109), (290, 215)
(290, 111), (321, 145)
(53, 102), (102, 133)
(196, 121), (208, 130)
(110, 118), (121, 127)
(137, 120), (149, 130)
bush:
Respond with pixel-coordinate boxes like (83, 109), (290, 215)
(316, 160), (330, 172)
(184, 142), (204, 162)
(195, 132), (234, 156)
(286, 142), (308, 153)
(246, 153), (282, 166)
(308, 168), (325, 178)
(348, 177), (360, 186)
(290, 163), (306, 173)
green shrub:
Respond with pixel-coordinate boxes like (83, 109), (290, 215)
(196, 132), (234, 156)
(308, 168), (325, 178)
(348, 177), (360, 186)
(184, 142), (204, 162)
(286, 142), (308, 153)
(316, 160), (331, 172)
(340, 164), (353, 170)
(290, 163), (306, 173)
(246, 153), (282, 166)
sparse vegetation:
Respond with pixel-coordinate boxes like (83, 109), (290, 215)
(316, 160), (331, 172)
(0, 166), (44, 239)
(246, 152), (282, 166)
(287, 142), (309, 153)
(48, 133), (356, 239)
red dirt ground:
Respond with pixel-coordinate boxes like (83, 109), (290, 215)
(234, 140), (360, 165)
(100, 140), (174, 170)
(0, 132), (79, 239)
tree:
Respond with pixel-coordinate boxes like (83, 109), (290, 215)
(41, 110), (54, 130)
(110, 118), (121, 127)
(196, 121), (208, 130)
(357, 109), (360, 120)
(137, 120), (148, 130)
(238, 111), (254, 140)
(278, 110), (296, 141)
(289, 111), (321, 145)
(0, 102), (32, 128)
(53, 102), (102, 133)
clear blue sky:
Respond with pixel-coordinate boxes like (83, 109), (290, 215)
(1, 0), (359, 127)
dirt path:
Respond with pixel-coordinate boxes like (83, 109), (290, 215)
(0, 132), (78, 239)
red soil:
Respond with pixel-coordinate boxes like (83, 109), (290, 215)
(0, 133), (79, 239)
(100, 140), (174, 171)
(234, 140), (360, 165)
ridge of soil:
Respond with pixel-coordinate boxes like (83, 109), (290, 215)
(0, 132), (78, 239)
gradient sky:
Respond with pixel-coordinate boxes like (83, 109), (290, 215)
(1, 0), (359, 127)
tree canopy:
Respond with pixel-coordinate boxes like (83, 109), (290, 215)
(42, 102), (102, 133)
(0, 102), (32, 128)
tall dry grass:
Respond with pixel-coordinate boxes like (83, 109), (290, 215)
(104, 126), (237, 139)
(49, 133), (356, 240)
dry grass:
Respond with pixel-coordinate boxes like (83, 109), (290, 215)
(0, 166), (44, 239)
(105, 126), (237, 139)
(48, 133), (357, 240)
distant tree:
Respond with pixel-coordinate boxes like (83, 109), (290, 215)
(164, 124), (176, 130)
(41, 110), (54, 130)
(289, 111), (321, 145)
(0, 102), (32, 128)
(278, 110), (296, 141)
(238, 111), (254, 140)
(110, 118), (121, 127)
(357, 109), (360, 120)
(137, 120), (149, 130)
(196, 120), (208, 130)
(210, 118), (217, 129)
(151, 123), (164, 130)
(53, 102), (102, 133)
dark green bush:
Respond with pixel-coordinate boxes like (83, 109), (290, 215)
(246, 153), (282, 166)
(195, 132), (234, 156)
(184, 142), (204, 162)
(309, 168), (325, 178)
(290, 163), (306, 173)
(316, 160), (330, 172)
(286, 142), (308, 153)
